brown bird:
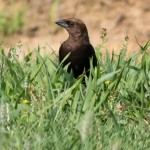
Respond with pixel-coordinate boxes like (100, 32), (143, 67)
(55, 18), (97, 78)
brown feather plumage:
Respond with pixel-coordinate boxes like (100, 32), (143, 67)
(55, 18), (97, 78)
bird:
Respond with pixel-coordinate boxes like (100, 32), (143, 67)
(55, 18), (97, 78)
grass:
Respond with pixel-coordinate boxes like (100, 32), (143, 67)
(0, 40), (150, 150)
(0, 2), (25, 36)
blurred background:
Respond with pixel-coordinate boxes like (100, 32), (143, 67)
(0, 0), (149, 52)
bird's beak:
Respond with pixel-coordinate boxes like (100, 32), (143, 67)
(55, 19), (68, 28)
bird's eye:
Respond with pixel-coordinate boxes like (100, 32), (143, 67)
(70, 22), (74, 26)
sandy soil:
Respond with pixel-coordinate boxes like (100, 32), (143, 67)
(0, 0), (150, 54)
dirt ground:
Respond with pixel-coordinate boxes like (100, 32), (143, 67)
(0, 0), (150, 54)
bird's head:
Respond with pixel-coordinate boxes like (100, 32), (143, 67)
(55, 18), (89, 40)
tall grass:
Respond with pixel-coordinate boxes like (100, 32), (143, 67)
(0, 41), (150, 149)
(0, 2), (25, 35)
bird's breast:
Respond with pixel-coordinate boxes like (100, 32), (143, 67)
(60, 44), (91, 64)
